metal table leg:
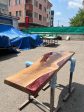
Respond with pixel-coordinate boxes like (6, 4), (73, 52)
(63, 57), (76, 101)
(19, 94), (33, 110)
(22, 57), (76, 111)
(50, 73), (57, 112)
(19, 94), (50, 111)
(50, 88), (55, 112)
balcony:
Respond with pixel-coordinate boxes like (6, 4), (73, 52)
(26, 10), (32, 17)
(25, 16), (33, 25)
(25, 10), (33, 23)
(29, 17), (33, 23)
(25, 4), (33, 11)
(25, 0), (32, 4)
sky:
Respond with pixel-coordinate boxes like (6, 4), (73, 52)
(49, 0), (83, 26)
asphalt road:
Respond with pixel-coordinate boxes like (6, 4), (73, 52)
(0, 40), (84, 112)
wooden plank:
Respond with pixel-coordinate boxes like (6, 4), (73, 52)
(4, 51), (75, 95)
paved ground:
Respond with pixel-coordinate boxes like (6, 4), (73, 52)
(0, 40), (84, 112)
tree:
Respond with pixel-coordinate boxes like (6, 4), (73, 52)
(70, 9), (84, 26)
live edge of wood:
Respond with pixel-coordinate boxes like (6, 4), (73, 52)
(4, 51), (75, 96)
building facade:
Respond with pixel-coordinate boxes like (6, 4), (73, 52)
(0, 3), (8, 15)
(8, 0), (52, 29)
(0, 13), (18, 28)
(0, 0), (8, 5)
(0, 0), (18, 28)
(0, 0), (8, 14)
(82, 0), (84, 9)
(50, 10), (54, 27)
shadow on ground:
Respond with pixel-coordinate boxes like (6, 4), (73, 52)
(32, 82), (84, 112)
(44, 43), (60, 48)
(0, 49), (20, 61)
(55, 82), (84, 112)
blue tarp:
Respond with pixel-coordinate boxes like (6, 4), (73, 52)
(0, 24), (43, 49)
(0, 35), (11, 48)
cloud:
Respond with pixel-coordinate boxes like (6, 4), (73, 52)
(55, 11), (62, 16)
(68, 0), (83, 8)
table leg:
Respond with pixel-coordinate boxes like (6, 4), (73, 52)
(50, 88), (55, 112)
(50, 73), (57, 112)
(19, 94), (50, 111)
(19, 95), (33, 110)
(63, 58), (76, 101)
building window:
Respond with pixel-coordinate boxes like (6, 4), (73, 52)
(39, 4), (42, 10)
(44, 0), (46, 2)
(44, 7), (46, 12)
(43, 17), (46, 22)
(25, 0), (28, 3)
(0, 8), (1, 13)
(34, 12), (38, 18)
(47, 14), (48, 18)
(26, 0), (32, 4)
(9, 12), (11, 16)
(16, 11), (18, 16)
(34, 0), (38, 7)
(26, 10), (32, 18)
(19, 11), (22, 16)
(9, 0), (11, 6)
(2, 9), (5, 13)
(15, 0), (21, 5)
(16, 11), (22, 17)
(39, 14), (42, 21)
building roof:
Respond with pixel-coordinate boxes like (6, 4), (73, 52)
(48, 1), (52, 7)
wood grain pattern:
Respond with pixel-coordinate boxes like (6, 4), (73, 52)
(5, 51), (75, 95)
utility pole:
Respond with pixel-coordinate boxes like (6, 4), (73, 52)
(58, 20), (59, 26)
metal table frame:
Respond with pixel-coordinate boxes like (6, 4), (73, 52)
(43, 37), (58, 46)
(19, 57), (76, 112)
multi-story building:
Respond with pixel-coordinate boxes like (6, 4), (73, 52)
(50, 10), (54, 27)
(0, 0), (9, 15)
(0, 0), (8, 5)
(82, 0), (84, 9)
(0, 0), (18, 28)
(8, 0), (52, 29)
(0, 3), (8, 15)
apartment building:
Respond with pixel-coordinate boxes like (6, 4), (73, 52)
(0, 3), (8, 14)
(0, 0), (8, 5)
(0, 0), (9, 15)
(50, 10), (54, 27)
(0, 0), (18, 28)
(8, 0), (52, 28)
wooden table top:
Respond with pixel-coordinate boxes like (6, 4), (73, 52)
(5, 51), (75, 96)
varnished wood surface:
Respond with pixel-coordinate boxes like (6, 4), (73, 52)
(5, 51), (75, 95)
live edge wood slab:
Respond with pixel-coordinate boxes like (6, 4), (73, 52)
(4, 51), (75, 96)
